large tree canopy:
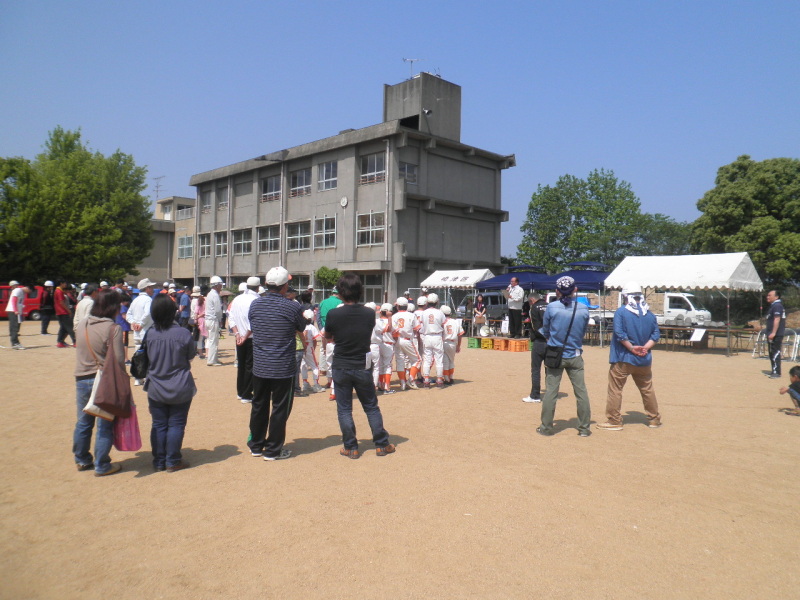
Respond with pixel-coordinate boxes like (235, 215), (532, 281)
(692, 155), (800, 286)
(516, 169), (642, 273)
(0, 127), (153, 283)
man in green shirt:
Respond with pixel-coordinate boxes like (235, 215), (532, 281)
(318, 287), (341, 391)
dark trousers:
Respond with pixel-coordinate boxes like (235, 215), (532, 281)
(148, 398), (192, 469)
(509, 309), (522, 337)
(248, 376), (294, 458)
(41, 312), (53, 334)
(332, 368), (390, 450)
(236, 339), (254, 400)
(57, 314), (75, 344)
(769, 336), (783, 376)
(8, 314), (21, 346)
(529, 339), (547, 398)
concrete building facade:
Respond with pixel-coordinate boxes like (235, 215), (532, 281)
(187, 74), (514, 302)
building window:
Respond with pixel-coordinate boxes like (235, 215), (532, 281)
(357, 211), (385, 246)
(215, 232), (228, 256)
(318, 161), (338, 191)
(199, 234), (211, 258)
(293, 275), (310, 290)
(200, 191), (212, 213)
(162, 204), (172, 220)
(232, 229), (252, 255)
(216, 187), (228, 210)
(399, 162), (418, 184)
(286, 221), (311, 251)
(257, 225), (280, 253)
(290, 168), (311, 197)
(177, 235), (193, 259)
(363, 273), (384, 304)
(176, 205), (194, 220)
(360, 152), (385, 184)
(261, 175), (281, 202)
(314, 216), (336, 249)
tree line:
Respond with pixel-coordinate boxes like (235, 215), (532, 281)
(516, 157), (800, 289)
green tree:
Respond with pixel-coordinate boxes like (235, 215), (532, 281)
(0, 127), (153, 282)
(633, 213), (693, 256)
(314, 266), (343, 290)
(517, 169), (641, 273)
(692, 155), (800, 285)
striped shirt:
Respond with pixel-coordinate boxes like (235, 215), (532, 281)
(249, 292), (305, 379)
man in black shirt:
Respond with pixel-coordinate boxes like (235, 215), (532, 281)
(522, 292), (548, 403)
(324, 273), (395, 459)
(765, 289), (786, 379)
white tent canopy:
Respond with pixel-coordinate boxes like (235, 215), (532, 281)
(420, 269), (495, 289)
(604, 252), (763, 291)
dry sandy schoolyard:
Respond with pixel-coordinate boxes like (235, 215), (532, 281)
(1, 325), (798, 600)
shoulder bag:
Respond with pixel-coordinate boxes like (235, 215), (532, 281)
(93, 325), (133, 418)
(543, 301), (578, 369)
(130, 330), (149, 380)
(82, 326), (115, 421)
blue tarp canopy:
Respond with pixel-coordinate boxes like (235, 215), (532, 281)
(535, 269), (610, 291)
(476, 271), (554, 290)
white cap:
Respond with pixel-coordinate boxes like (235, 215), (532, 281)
(247, 276), (261, 287)
(163, 281), (169, 287)
(407, 302), (415, 312)
(258, 286), (265, 295)
(44, 280), (54, 287)
(441, 305), (452, 315)
(417, 296), (428, 306)
(169, 283), (176, 289)
(265, 266), (291, 286)
(364, 302), (377, 310)
(238, 282), (247, 292)
(9, 280), (19, 286)
(427, 293), (439, 304)
(138, 278), (155, 289)
(622, 281), (643, 295)
(100, 281), (109, 287)
(81, 283), (87, 289)
(210, 275), (223, 285)
(380, 303), (393, 313)
(307, 284), (314, 290)
(302, 309), (315, 320)
(396, 297), (408, 306)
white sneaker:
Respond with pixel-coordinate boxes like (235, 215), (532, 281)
(240, 398), (252, 404)
(12, 344), (25, 350)
(522, 396), (541, 403)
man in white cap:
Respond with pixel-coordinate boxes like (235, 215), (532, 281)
(205, 275), (224, 366)
(247, 266), (305, 461)
(228, 276), (261, 403)
(420, 293), (446, 388)
(127, 278), (156, 385)
(40, 280), (56, 335)
(597, 281), (662, 431)
(5, 280), (29, 349)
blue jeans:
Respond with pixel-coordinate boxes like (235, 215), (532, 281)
(148, 398), (192, 469)
(73, 377), (115, 474)
(332, 368), (390, 450)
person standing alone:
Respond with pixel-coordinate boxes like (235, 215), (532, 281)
(205, 275), (224, 366)
(6, 281), (29, 350)
(765, 290), (786, 379)
(505, 277), (525, 338)
(522, 292), (548, 403)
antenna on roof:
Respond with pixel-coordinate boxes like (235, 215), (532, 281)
(153, 175), (165, 200)
(403, 58), (422, 79)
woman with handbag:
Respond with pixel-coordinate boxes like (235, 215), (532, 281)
(73, 290), (125, 476)
(145, 294), (197, 473)
(473, 294), (487, 336)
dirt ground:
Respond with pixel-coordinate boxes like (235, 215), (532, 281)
(1, 324), (799, 600)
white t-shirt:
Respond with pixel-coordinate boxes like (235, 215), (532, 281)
(421, 307), (446, 335)
(5, 287), (25, 316)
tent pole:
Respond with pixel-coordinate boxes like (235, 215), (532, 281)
(726, 290), (731, 357)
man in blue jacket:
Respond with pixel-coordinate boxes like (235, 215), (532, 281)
(597, 281), (662, 431)
(537, 276), (592, 437)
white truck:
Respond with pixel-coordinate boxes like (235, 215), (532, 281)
(650, 292), (712, 326)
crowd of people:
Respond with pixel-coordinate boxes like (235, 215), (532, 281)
(3, 270), (792, 474)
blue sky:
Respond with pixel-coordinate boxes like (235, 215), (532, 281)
(2, 1), (798, 256)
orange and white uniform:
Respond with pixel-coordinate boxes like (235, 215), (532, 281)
(442, 315), (464, 382)
(421, 301), (446, 383)
(391, 304), (421, 388)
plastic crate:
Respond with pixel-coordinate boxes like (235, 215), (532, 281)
(480, 338), (494, 350)
(508, 340), (528, 352)
(493, 338), (509, 351)
(467, 337), (480, 349)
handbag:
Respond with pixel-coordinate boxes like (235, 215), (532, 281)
(113, 402), (142, 451)
(543, 301), (578, 369)
(85, 323), (133, 418)
(83, 371), (115, 421)
(82, 327), (115, 421)
(130, 330), (149, 380)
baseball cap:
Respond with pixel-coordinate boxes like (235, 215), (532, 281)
(396, 297), (408, 306)
(302, 309), (314, 320)
(265, 266), (291, 286)
(364, 302), (377, 310)
(417, 296), (428, 306)
(100, 281), (109, 287)
(442, 306), (452, 315)
(9, 280), (19, 286)
(380, 303), (393, 312)
(247, 276), (261, 286)
(138, 278), (155, 289)
(238, 282), (247, 292)
(426, 293), (439, 304)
